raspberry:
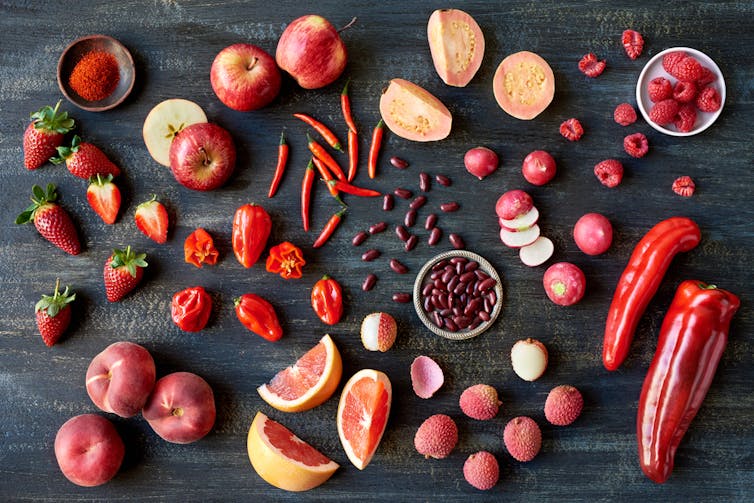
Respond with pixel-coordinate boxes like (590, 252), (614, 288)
(649, 99), (680, 126)
(696, 86), (722, 113)
(613, 103), (637, 126)
(648, 77), (673, 103)
(621, 29), (644, 60)
(623, 132), (649, 158)
(662, 51), (687, 74)
(578, 53), (606, 78)
(696, 66), (716, 87)
(672, 80), (697, 103)
(669, 56), (704, 82)
(672, 176), (695, 197)
(674, 103), (697, 133)
(594, 159), (624, 188)
(560, 118), (584, 141)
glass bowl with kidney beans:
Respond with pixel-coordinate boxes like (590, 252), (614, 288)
(412, 250), (503, 340)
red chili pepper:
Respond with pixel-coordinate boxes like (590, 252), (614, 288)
(637, 280), (739, 483)
(311, 156), (341, 199)
(347, 128), (358, 182)
(171, 286), (212, 332)
(232, 203), (272, 268)
(295, 113), (343, 152)
(265, 241), (306, 279)
(301, 160), (315, 231)
(311, 275), (344, 325)
(367, 119), (384, 179)
(184, 228), (219, 268)
(341, 80), (358, 133)
(267, 130), (289, 198)
(313, 207), (346, 249)
(308, 134), (346, 181)
(328, 179), (381, 197)
(234, 293), (283, 341)
(602, 217), (701, 371)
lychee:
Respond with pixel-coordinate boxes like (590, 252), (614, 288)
(414, 414), (458, 459)
(360, 312), (397, 352)
(503, 416), (541, 462)
(459, 384), (501, 420)
(544, 384), (584, 426)
(463, 451), (499, 490)
(410, 355), (444, 399)
(510, 338), (548, 381)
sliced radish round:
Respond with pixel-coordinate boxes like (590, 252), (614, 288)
(500, 224), (540, 248)
(519, 236), (554, 266)
(499, 206), (539, 231)
(410, 356), (444, 399)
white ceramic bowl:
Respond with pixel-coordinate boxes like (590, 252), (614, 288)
(636, 47), (725, 136)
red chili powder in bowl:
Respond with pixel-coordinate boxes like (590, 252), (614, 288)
(68, 51), (120, 101)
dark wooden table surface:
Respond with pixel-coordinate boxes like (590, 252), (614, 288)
(1, 1), (753, 501)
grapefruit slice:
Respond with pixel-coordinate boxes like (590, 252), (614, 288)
(336, 369), (392, 470)
(247, 411), (339, 492)
(257, 334), (342, 413)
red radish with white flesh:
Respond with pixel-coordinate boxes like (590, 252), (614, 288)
(464, 146), (498, 180)
(543, 262), (586, 306)
(521, 150), (556, 186)
(495, 190), (533, 220)
(573, 213), (613, 255)
(500, 224), (540, 248)
(499, 206), (539, 231)
(519, 236), (554, 266)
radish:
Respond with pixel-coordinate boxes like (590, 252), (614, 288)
(542, 262), (585, 306)
(499, 206), (539, 231)
(500, 224), (540, 248)
(521, 150), (556, 186)
(495, 190), (533, 220)
(573, 213), (612, 255)
(464, 146), (498, 180)
(519, 236), (554, 266)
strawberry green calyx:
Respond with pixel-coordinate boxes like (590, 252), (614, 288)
(89, 173), (114, 186)
(15, 183), (59, 224)
(35, 279), (75, 318)
(50, 135), (83, 164)
(30, 100), (75, 134)
(109, 246), (148, 278)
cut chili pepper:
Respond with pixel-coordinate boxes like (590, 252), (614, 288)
(301, 160), (315, 232)
(329, 179), (381, 197)
(313, 207), (346, 248)
(368, 119), (384, 179)
(347, 128), (358, 182)
(308, 134), (346, 181)
(184, 228), (219, 268)
(265, 241), (306, 279)
(267, 130), (289, 198)
(341, 79), (358, 133)
(311, 275), (344, 325)
(295, 113), (343, 152)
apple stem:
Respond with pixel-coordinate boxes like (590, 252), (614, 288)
(199, 147), (211, 167)
(246, 56), (259, 71)
(337, 16), (357, 33)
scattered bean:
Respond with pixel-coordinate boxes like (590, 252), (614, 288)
(440, 201), (460, 212)
(419, 172), (431, 192)
(362, 273), (377, 291)
(428, 227), (442, 246)
(382, 194), (394, 211)
(410, 195), (427, 210)
(361, 249), (381, 262)
(390, 258), (408, 274)
(436, 174), (452, 186)
(394, 188), (413, 199)
(405, 234), (418, 251)
(424, 213), (438, 230)
(390, 156), (409, 169)
(449, 233), (465, 249)
(369, 222), (387, 234)
(404, 209), (417, 227)
(392, 292), (412, 303)
(352, 231), (368, 246)
(395, 225), (409, 241)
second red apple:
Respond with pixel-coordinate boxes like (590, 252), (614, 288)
(210, 43), (281, 111)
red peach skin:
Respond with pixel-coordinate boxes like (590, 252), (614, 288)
(54, 414), (124, 487)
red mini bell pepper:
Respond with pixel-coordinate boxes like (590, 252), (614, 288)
(171, 286), (212, 332)
(637, 280), (739, 483)
(602, 217), (701, 371)
(234, 293), (283, 341)
(232, 203), (272, 268)
(311, 275), (343, 325)
(265, 241), (305, 279)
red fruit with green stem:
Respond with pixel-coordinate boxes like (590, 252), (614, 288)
(103, 246), (148, 302)
(23, 101), (75, 170)
(51, 135), (121, 180)
(35, 279), (76, 347)
(86, 174), (121, 224)
(135, 195), (169, 244)
(16, 183), (81, 255)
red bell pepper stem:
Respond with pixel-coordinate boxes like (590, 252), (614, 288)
(328, 179), (381, 197)
(347, 129), (358, 182)
(295, 113), (343, 152)
(301, 160), (315, 232)
(341, 79), (358, 133)
(637, 280), (739, 483)
(367, 119), (384, 179)
(313, 207), (346, 248)
(602, 217), (701, 371)
(267, 130), (289, 198)
(308, 134), (346, 181)
(311, 156), (340, 198)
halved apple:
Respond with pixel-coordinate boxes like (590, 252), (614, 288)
(143, 99), (207, 167)
(500, 224), (540, 248)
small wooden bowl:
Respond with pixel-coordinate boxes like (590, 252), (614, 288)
(57, 34), (135, 112)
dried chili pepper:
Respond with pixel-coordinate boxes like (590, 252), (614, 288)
(232, 203), (272, 268)
(341, 79), (358, 133)
(301, 160), (315, 231)
(311, 275), (344, 325)
(602, 217), (701, 371)
(265, 241), (306, 279)
(313, 207), (346, 248)
(328, 179), (381, 197)
(368, 119), (384, 179)
(234, 293), (283, 341)
(267, 130), (289, 198)
(307, 134), (346, 181)
(347, 128), (358, 182)
(171, 286), (212, 332)
(637, 280), (739, 483)
(184, 228), (219, 268)
(295, 114), (343, 152)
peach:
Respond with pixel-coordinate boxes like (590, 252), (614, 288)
(54, 414), (124, 487)
(86, 341), (156, 418)
(142, 371), (215, 444)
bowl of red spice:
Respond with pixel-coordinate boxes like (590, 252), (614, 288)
(57, 34), (135, 112)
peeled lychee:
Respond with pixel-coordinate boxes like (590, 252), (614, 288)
(463, 451), (499, 490)
(459, 384), (501, 420)
(360, 312), (397, 352)
(544, 384), (584, 426)
(510, 338), (548, 381)
(414, 414), (458, 459)
(503, 416), (541, 462)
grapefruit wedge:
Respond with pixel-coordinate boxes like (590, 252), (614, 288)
(336, 369), (392, 470)
(257, 334), (342, 413)
(247, 411), (339, 492)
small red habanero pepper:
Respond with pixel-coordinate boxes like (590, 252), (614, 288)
(234, 293), (283, 341)
(637, 280), (739, 484)
(311, 275), (343, 325)
(602, 217), (701, 371)
(171, 286), (212, 332)
(265, 241), (306, 279)
(184, 228), (219, 268)
(232, 203), (272, 268)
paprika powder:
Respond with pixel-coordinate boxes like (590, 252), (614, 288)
(69, 51), (120, 101)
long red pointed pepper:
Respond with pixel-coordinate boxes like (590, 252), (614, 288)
(328, 179), (381, 197)
(301, 160), (315, 231)
(367, 119), (384, 179)
(341, 80), (358, 133)
(308, 134), (346, 181)
(311, 157), (339, 198)
(313, 207), (346, 248)
(347, 129), (358, 181)
(295, 113), (343, 152)
(267, 130), (289, 198)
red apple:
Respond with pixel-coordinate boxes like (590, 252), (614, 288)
(276, 15), (347, 89)
(210, 43), (281, 111)
(169, 122), (236, 191)
(54, 414), (124, 487)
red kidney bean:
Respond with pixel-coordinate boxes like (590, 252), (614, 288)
(422, 282), (434, 297)
(440, 308), (452, 317)
(404, 209), (417, 227)
(459, 271), (476, 283)
(389, 258), (408, 274)
(478, 277), (497, 292)
(392, 292), (411, 303)
(395, 225), (409, 242)
(443, 318), (458, 332)
(432, 311), (443, 327)
(419, 172), (431, 192)
(446, 275), (459, 293)
(483, 297), (491, 313)
(479, 310), (491, 321)
(382, 194), (394, 211)
(352, 231), (368, 246)
(464, 298), (482, 317)
(432, 259), (448, 271)
(449, 233), (465, 249)
(455, 316), (471, 329)
(394, 188), (412, 199)
(469, 318), (482, 330)
(423, 295), (432, 312)
(441, 268), (454, 284)
(410, 195), (427, 210)
(464, 260), (479, 272)
(362, 273), (377, 291)
(361, 249), (381, 262)
(436, 174), (452, 186)
(424, 213), (437, 230)
(440, 201), (460, 212)
(475, 270), (490, 281)
(487, 290), (497, 306)
(428, 227), (442, 246)
(369, 222), (387, 234)
(405, 234), (418, 251)
(466, 281), (475, 295)
(453, 282), (467, 295)
(433, 279), (444, 291)
(455, 261), (464, 275)
(390, 156), (409, 169)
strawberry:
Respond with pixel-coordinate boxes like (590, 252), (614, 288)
(134, 195), (169, 244)
(86, 174), (121, 224)
(23, 101), (75, 170)
(621, 29), (644, 60)
(51, 135), (121, 180)
(103, 246), (148, 302)
(16, 183), (81, 255)
(35, 279), (76, 346)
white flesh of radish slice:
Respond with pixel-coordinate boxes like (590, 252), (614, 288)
(499, 206), (539, 231)
(500, 224), (540, 248)
(519, 236), (554, 267)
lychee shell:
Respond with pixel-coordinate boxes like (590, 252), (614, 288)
(414, 414), (458, 459)
(463, 451), (499, 490)
(544, 384), (583, 426)
(459, 384), (501, 420)
(503, 416), (541, 462)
